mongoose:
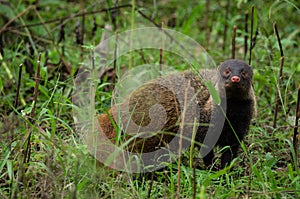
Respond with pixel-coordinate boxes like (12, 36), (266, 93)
(96, 59), (256, 169)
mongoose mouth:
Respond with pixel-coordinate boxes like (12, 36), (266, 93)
(225, 81), (242, 88)
(224, 82), (248, 96)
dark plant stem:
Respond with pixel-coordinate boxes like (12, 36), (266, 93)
(293, 85), (300, 168)
(273, 22), (284, 129)
(75, 19), (82, 45)
(205, 0), (210, 49)
(14, 64), (23, 108)
(11, 64), (23, 150)
(251, 27), (259, 50)
(113, 31), (118, 71)
(58, 19), (65, 43)
(222, 0), (230, 51)
(0, 33), (3, 56)
(159, 48), (163, 72)
(249, 6), (254, 65)
(244, 12), (248, 60)
(80, 3), (85, 40)
(92, 13), (97, 37)
(30, 54), (41, 119)
(24, 54), (41, 164)
(232, 25), (237, 59)
(111, 0), (119, 30)
(80, 7), (85, 59)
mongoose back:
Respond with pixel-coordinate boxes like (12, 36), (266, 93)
(97, 59), (256, 169)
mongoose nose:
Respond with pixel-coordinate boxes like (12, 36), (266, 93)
(231, 76), (240, 83)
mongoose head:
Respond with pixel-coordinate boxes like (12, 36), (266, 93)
(218, 59), (254, 100)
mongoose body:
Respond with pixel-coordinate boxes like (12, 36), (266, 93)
(97, 59), (256, 169)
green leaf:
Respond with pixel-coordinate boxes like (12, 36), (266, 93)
(0, 4), (15, 19)
(206, 81), (221, 106)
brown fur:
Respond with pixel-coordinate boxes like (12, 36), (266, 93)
(97, 59), (256, 168)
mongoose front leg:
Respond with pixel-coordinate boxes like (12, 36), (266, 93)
(220, 144), (239, 169)
(203, 149), (215, 168)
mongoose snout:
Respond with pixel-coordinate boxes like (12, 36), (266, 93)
(231, 76), (240, 83)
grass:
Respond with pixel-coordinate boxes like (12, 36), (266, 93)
(0, 0), (300, 198)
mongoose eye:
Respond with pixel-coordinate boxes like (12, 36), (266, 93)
(223, 69), (231, 77)
(241, 71), (247, 78)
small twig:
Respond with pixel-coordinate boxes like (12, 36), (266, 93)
(244, 12), (248, 60)
(231, 25), (237, 59)
(249, 6), (254, 65)
(222, 0), (230, 51)
(273, 22), (285, 129)
(293, 85), (300, 168)
(14, 64), (23, 108)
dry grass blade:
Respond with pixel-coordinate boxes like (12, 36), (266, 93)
(176, 80), (191, 199)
